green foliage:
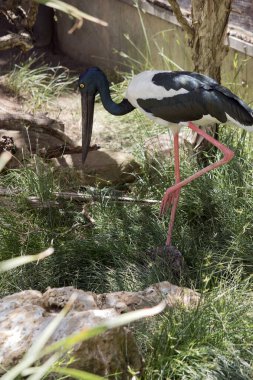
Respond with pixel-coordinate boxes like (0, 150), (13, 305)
(144, 272), (253, 379)
(4, 56), (76, 111)
(1, 123), (253, 293)
(223, 52), (252, 104)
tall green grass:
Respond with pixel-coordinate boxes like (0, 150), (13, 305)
(1, 121), (252, 296)
(4, 56), (76, 111)
(144, 271), (253, 379)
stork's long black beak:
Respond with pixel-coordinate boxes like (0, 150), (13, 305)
(81, 93), (95, 163)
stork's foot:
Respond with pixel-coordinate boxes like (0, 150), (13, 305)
(148, 245), (184, 276)
(160, 188), (180, 216)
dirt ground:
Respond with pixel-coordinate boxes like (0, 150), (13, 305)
(0, 47), (134, 153)
(0, 46), (111, 147)
(0, 86), (135, 153)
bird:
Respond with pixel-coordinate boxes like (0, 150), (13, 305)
(78, 67), (253, 247)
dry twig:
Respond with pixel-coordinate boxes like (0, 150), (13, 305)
(0, 187), (160, 206)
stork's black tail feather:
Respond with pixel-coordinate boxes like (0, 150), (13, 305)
(215, 84), (253, 128)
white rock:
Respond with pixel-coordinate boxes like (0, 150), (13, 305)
(51, 149), (140, 185)
(0, 282), (199, 377)
(42, 286), (97, 311)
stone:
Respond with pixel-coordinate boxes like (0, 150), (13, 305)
(0, 304), (46, 369)
(144, 130), (194, 160)
(0, 282), (199, 377)
(143, 281), (200, 308)
(48, 310), (142, 379)
(97, 281), (199, 312)
(42, 286), (97, 311)
(50, 148), (140, 185)
(0, 289), (43, 317)
(0, 304), (141, 378)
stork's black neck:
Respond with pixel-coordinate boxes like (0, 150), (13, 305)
(99, 76), (135, 116)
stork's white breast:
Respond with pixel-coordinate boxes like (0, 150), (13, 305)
(125, 71), (189, 109)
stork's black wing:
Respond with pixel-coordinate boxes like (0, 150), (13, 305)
(137, 71), (253, 126)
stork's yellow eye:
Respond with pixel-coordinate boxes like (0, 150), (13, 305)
(79, 83), (85, 88)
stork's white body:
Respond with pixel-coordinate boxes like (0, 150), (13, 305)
(125, 70), (253, 134)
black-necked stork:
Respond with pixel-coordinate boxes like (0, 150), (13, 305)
(79, 67), (253, 247)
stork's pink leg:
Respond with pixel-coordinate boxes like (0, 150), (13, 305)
(161, 122), (235, 245)
(165, 132), (181, 246)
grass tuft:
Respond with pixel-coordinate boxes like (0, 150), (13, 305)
(4, 56), (76, 111)
(144, 271), (253, 379)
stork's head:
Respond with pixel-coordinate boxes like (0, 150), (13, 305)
(79, 67), (107, 163)
(78, 67), (104, 95)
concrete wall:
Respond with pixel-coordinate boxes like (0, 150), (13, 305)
(55, 0), (253, 97)
(55, 0), (192, 70)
